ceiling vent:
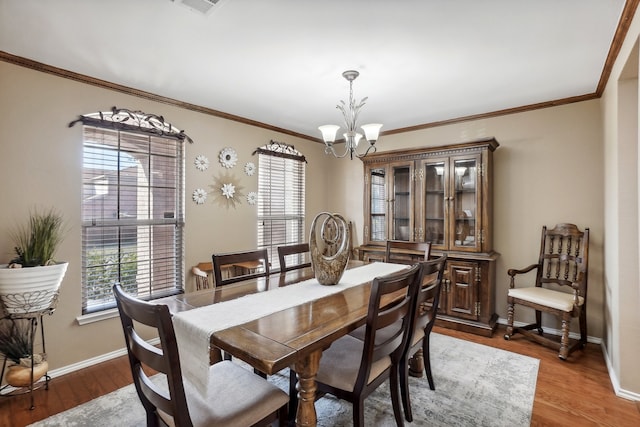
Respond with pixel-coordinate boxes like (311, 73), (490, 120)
(173, 0), (220, 15)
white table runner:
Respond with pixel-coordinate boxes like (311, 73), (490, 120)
(172, 262), (407, 395)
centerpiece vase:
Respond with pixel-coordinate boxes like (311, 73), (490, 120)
(309, 212), (351, 286)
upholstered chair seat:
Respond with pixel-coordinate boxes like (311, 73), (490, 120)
(508, 287), (584, 312)
(163, 360), (289, 427)
(316, 335), (393, 392)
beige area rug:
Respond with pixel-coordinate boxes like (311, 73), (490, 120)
(29, 333), (539, 427)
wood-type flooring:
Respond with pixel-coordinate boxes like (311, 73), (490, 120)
(1, 325), (639, 427)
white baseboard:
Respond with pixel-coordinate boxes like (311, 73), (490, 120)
(600, 340), (640, 401)
(1, 338), (160, 395)
(47, 338), (161, 379)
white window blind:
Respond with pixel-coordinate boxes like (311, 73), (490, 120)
(256, 142), (306, 271)
(81, 125), (184, 314)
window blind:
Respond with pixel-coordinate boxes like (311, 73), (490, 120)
(256, 143), (306, 271)
(81, 126), (184, 313)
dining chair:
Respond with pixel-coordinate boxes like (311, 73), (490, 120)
(191, 265), (211, 290)
(290, 263), (423, 426)
(385, 240), (432, 264)
(212, 248), (270, 286)
(112, 284), (289, 427)
(504, 223), (590, 360)
(277, 243), (311, 272)
(399, 254), (447, 422)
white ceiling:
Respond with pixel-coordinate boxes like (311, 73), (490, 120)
(0, 0), (627, 140)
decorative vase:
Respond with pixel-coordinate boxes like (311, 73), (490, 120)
(309, 212), (351, 286)
(5, 360), (49, 387)
(0, 262), (68, 314)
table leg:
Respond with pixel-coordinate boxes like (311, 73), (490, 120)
(408, 348), (425, 377)
(294, 349), (321, 427)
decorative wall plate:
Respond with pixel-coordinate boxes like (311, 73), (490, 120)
(192, 188), (207, 204)
(219, 147), (238, 168)
(194, 155), (209, 171)
(244, 162), (256, 176)
(210, 172), (244, 209)
(221, 183), (236, 199)
(247, 191), (258, 205)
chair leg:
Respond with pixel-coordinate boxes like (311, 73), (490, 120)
(399, 355), (413, 422)
(504, 299), (515, 339)
(559, 316), (571, 360)
(288, 369), (298, 424)
(353, 397), (366, 427)
(535, 310), (543, 335)
(390, 365), (404, 427)
(423, 334), (435, 391)
(579, 306), (588, 347)
(147, 411), (160, 427)
(277, 403), (289, 427)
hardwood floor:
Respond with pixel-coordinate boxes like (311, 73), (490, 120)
(1, 325), (639, 427)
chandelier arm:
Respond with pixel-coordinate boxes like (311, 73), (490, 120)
(325, 144), (351, 158)
(355, 144), (377, 158)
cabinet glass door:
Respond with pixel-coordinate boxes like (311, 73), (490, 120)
(420, 158), (447, 247)
(390, 163), (413, 241)
(368, 166), (387, 243)
(451, 155), (480, 251)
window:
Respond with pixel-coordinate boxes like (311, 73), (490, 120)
(79, 109), (186, 314)
(256, 141), (306, 271)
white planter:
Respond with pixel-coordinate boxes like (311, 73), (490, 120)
(0, 262), (68, 314)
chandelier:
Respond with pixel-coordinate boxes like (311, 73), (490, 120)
(318, 70), (383, 160)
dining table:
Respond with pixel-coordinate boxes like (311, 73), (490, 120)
(164, 260), (409, 427)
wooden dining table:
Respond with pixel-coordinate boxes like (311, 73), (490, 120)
(165, 260), (409, 427)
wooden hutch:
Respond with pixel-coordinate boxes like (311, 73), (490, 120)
(355, 137), (499, 336)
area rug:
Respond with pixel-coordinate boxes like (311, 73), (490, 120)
(28, 333), (539, 427)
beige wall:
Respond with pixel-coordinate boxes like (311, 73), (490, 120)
(601, 6), (640, 397)
(0, 61), (331, 368)
(329, 101), (605, 342)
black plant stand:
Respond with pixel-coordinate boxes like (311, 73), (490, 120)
(0, 291), (58, 410)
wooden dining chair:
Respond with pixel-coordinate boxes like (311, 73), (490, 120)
(385, 240), (432, 264)
(191, 265), (211, 290)
(399, 254), (447, 422)
(211, 248), (270, 286)
(112, 284), (288, 427)
(277, 243), (311, 272)
(504, 223), (590, 360)
(290, 263), (423, 426)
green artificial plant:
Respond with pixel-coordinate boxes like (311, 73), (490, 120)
(9, 208), (66, 267)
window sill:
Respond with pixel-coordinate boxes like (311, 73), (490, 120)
(76, 308), (119, 325)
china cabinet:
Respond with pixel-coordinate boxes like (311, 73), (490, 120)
(356, 137), (499, 336)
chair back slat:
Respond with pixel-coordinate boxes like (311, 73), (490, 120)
(212, 248), (270, 286)
(385, 240), (432, 265)
(278, 243), (311, 272)
(538, 223), (589, 294)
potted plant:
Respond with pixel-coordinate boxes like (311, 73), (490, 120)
(0, 208), (68, 314)
(0, 318), (48, 387)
